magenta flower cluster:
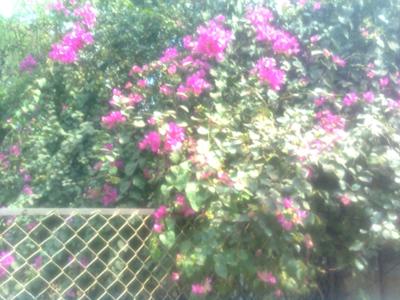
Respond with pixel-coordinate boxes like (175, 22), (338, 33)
(252, 57), (286, 90)
(101, 111), (126, 129)
(246, 7), (300, 56)
(184, 15), (233, 62)
(19, 54), (38, 72)
(139, 122), (185, 154)
(48, 1), (96, 64)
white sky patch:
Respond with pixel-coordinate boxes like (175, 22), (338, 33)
(0, 1), (18, 17)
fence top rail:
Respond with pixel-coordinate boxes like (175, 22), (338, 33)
(0, 208), (155, 216)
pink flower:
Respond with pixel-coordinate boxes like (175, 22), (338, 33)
(9, 144), (21, 157)
(252, 57), (286, 91)
(310, 34), (320, 44)
(0, 251), (15, 278)
(339, 194), (351, 206)
(19, 54), (38, 72)
(274, 289), (283, 298)
(164, 122), (185, 152)
(191, 277), (212, 295)
(22, 185), (33, 196)
(315, 110), (345, 132)
(32, 256), (43, 269)
(167, 64), (177, 75)
(175, 194), (196, 217)
(73, 2), (96, 29)
(49, 24), (94, 64)
(147, 116), (156, 125)
(191, 16), (233, 61)
(138, 131), (161, 153)
(177, 84), (189, 100)
(363, 91), (375, 103)
(127, 93), (143, 105)
(314, 97), (326, 107)
(332, 55), (346, 67)
(257, 271), (277, 285)
(101, 111), (126, 129)
(282, 197), (293, 209)
(342, 92), (358, 106)
(171, 272), (180, 281)
(379, 76), (390, 88)
(313, 2), (322, 10)
(276, 212), (293, 231)
(304, 234), (314, 249)
(246, 7), (299, 56)
(185, 70), (211, 96)
(129, 65), (142, 75)
(272, 30), (300, 56)
(160, 47), (179, 63)
(101, 184), (118, 206)
(137, 79), (147, 88)
(152, 222), (164, 233)
(160, 84), (173, 96)
(153, 205), (168, 220)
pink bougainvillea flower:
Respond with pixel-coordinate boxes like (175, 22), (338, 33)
(152, 222), (164, 233)
(22, 185), (33, 196)
(138, 131), (161, 153)
(129, 65), (142, 75)
(147, 116), (156, 125)
(363, 91), (375, 103)
(310, 34), (320, 44)
(167, 64), (177, 75)
(282, 197), (293, 209)
(332, 55), (346, 67)
(246, 6), (299, 55)
(9, 144), (21, 157)
(313, 2), (322, 11)
(164, 122), (185, 152)
(73, 2), (96, 29)
(314, 97), (326, 107)
(101, 184), (118, 206)
(19, 54), (38, 72)
(379, 76), (390, 88)
(160, 84), (173, 96)
(276, 212), (293, 231)
(137, 79), (148, 88)
(49, 24), (94, 64)
(0, 251), (15, 278)
(339, 194), (351, 206)
(32, 256), (43, 269)
(159, 47), (179, 63)
(191, 277), (212, 295)
(153, 205), (168, 220)
(101, 111), (126, 129)
(171, 272), (180, 282)
(257, 271), (277, 285)
(175, 194), (196, 216)
(252, 57), (286, 91)
(185, 70), (211, 96)
(190, 16), (233, 61)
(342, 92), (358, 106)
(315, 110), (345, 132)
(176, 84), (190, 100)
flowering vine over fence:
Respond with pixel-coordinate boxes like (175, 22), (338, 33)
(2, 0), (400, 298)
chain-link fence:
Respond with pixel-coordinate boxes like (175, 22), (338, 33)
(0, 208), (188, 300)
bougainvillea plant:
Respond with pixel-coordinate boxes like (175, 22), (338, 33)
(1, 0), (400, 298)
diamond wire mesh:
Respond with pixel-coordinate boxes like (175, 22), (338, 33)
(0, 209), (189, 300)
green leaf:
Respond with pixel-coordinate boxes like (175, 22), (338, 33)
(214, 255), (228, 279)
(159, 231), (175, 249)
(185, 182), (204, 211)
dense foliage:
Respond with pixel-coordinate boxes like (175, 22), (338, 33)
(1, 0), (400, 298)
